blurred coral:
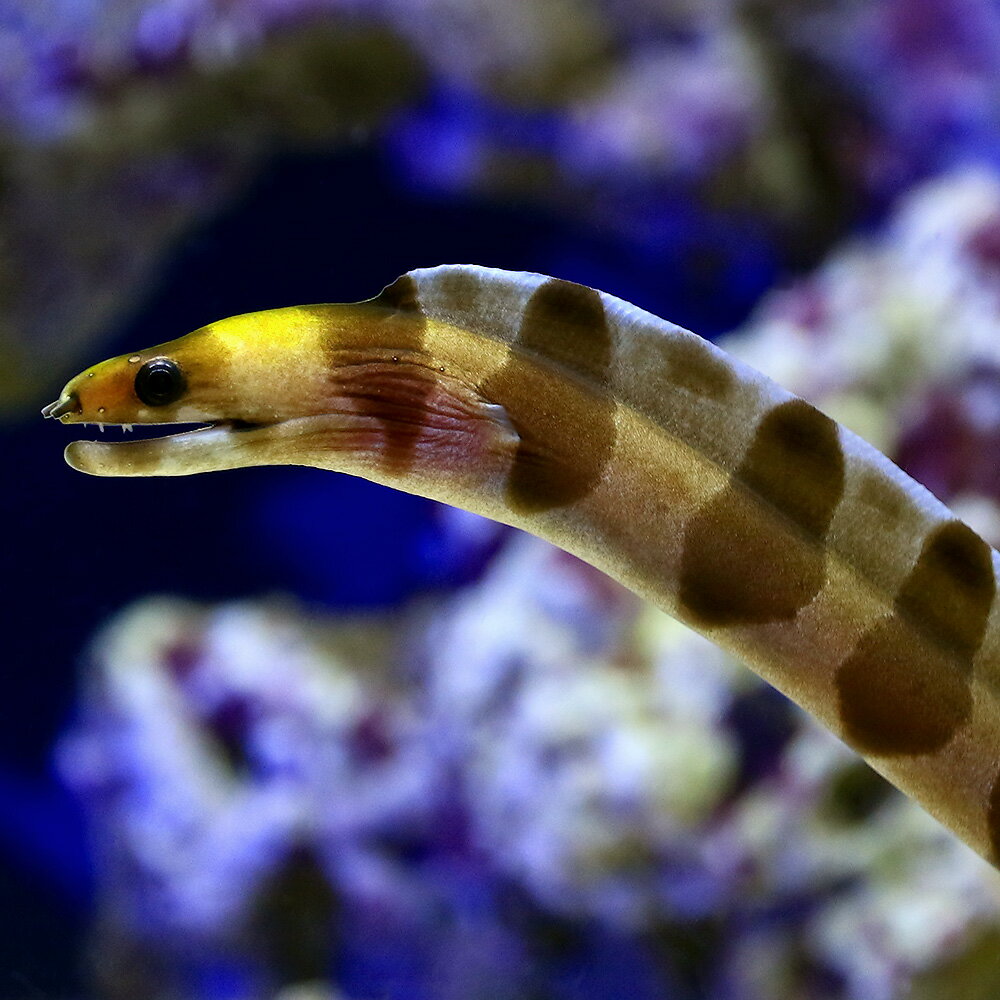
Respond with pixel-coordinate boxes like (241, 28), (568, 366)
(60, 543), (1000, 999)
(724, 168), (1000, 544)
(59, 597), (428, 998)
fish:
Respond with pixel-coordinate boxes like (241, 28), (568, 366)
(44, 264), (1000, 866)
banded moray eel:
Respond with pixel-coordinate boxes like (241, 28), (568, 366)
(44, 265), (1000, 866)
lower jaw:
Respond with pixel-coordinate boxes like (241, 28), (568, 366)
(64, 419), (295, 477)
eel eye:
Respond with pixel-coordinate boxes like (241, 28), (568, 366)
(135, 358), (186, 407)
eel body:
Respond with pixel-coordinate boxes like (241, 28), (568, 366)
(44, 265), (1000, 866)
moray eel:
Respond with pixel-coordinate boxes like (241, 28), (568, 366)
(44, 265), (1000, 866)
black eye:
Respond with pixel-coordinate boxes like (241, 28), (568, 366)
(134, 358), (186, 407)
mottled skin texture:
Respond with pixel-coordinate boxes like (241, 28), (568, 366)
(45, 264), (1000, 867)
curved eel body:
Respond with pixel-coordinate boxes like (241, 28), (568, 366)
(45, 265), (1000, 866)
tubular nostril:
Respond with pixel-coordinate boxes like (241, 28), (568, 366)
(41, 392), (81, 419)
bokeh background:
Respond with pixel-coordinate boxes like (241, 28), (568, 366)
(7, 1), (1000, 998)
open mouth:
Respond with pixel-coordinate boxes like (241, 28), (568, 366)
(43, 393), (293, 477)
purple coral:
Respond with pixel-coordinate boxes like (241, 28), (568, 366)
(725, 168), (1000, 541)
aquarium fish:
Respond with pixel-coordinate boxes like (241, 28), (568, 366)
(44, 264), (1000, 867)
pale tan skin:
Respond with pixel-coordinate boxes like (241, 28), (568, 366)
(45, 265), (1000, 866)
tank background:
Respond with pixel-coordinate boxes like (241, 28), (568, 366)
(5, 0), (997, 995)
